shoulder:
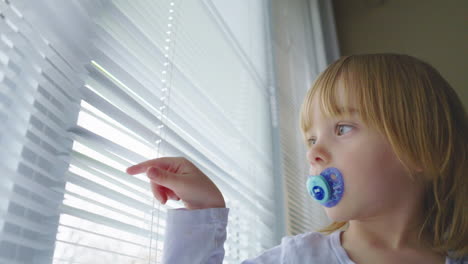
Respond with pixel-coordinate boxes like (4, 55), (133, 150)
(281, 232), (338, 250)
(244, 231), (343, 264)
(280, 231), (341, 261)
(281, 231), (326, 244)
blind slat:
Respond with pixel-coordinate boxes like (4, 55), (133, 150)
(59, 204), (162, 239)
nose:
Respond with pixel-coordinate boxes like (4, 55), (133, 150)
(307, 143), (330, 169)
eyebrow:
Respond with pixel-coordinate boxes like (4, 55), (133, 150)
(337, 107), (359, 115)
(305, 107), (360, 137)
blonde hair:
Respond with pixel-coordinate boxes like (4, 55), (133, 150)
(299, 53), (467, 258)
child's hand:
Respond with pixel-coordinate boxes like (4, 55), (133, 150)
(126, 157), (226, 210)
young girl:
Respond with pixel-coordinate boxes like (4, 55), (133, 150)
(127, 53), (467, 263)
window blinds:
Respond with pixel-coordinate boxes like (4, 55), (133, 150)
(0, 0), (93, 263)
(0, 0), (282, 263)
(270, 0), (340, 236)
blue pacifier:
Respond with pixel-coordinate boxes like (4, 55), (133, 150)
(306, 167), (344, 208)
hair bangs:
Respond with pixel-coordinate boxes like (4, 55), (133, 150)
(299, 57), (371, 140)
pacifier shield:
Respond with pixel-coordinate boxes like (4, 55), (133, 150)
(306, 175), (331, 202)
(306, 167), (344, 208)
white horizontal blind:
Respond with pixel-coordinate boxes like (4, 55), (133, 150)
(270, 0), (340, 236)
(59, 0), (279, 262)
(1, 0), (280, 263)
(0, 0), (93, 263)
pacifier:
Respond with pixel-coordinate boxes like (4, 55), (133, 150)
(306, 167), (344, 208)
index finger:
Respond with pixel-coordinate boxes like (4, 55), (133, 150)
(126, 156), (185, 175)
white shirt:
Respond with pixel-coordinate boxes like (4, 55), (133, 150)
(162, 208), (466, 264)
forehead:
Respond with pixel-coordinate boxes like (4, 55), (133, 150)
(301, 77), (361, 134)
(304, 100), (359, 138)
(308, 98), (359, 123)
(311, 79), (358, 114)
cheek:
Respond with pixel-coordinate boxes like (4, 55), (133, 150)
(341, 136), (401, 179)
(337, 140), (407, 208)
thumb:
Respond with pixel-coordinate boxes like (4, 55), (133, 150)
(147, 167), (178, 189)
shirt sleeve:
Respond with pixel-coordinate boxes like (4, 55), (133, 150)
(162, 208), (230, 264)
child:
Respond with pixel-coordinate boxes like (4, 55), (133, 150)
(127, 53), (467, 263)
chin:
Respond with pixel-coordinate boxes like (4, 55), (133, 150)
(324, 206), (352, 222)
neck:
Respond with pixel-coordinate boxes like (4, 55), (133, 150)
(340, 218), (445, 263)
(344, 218), (428, 250)
(339, 197), (442, 260)
(343, 175), (431, 250)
